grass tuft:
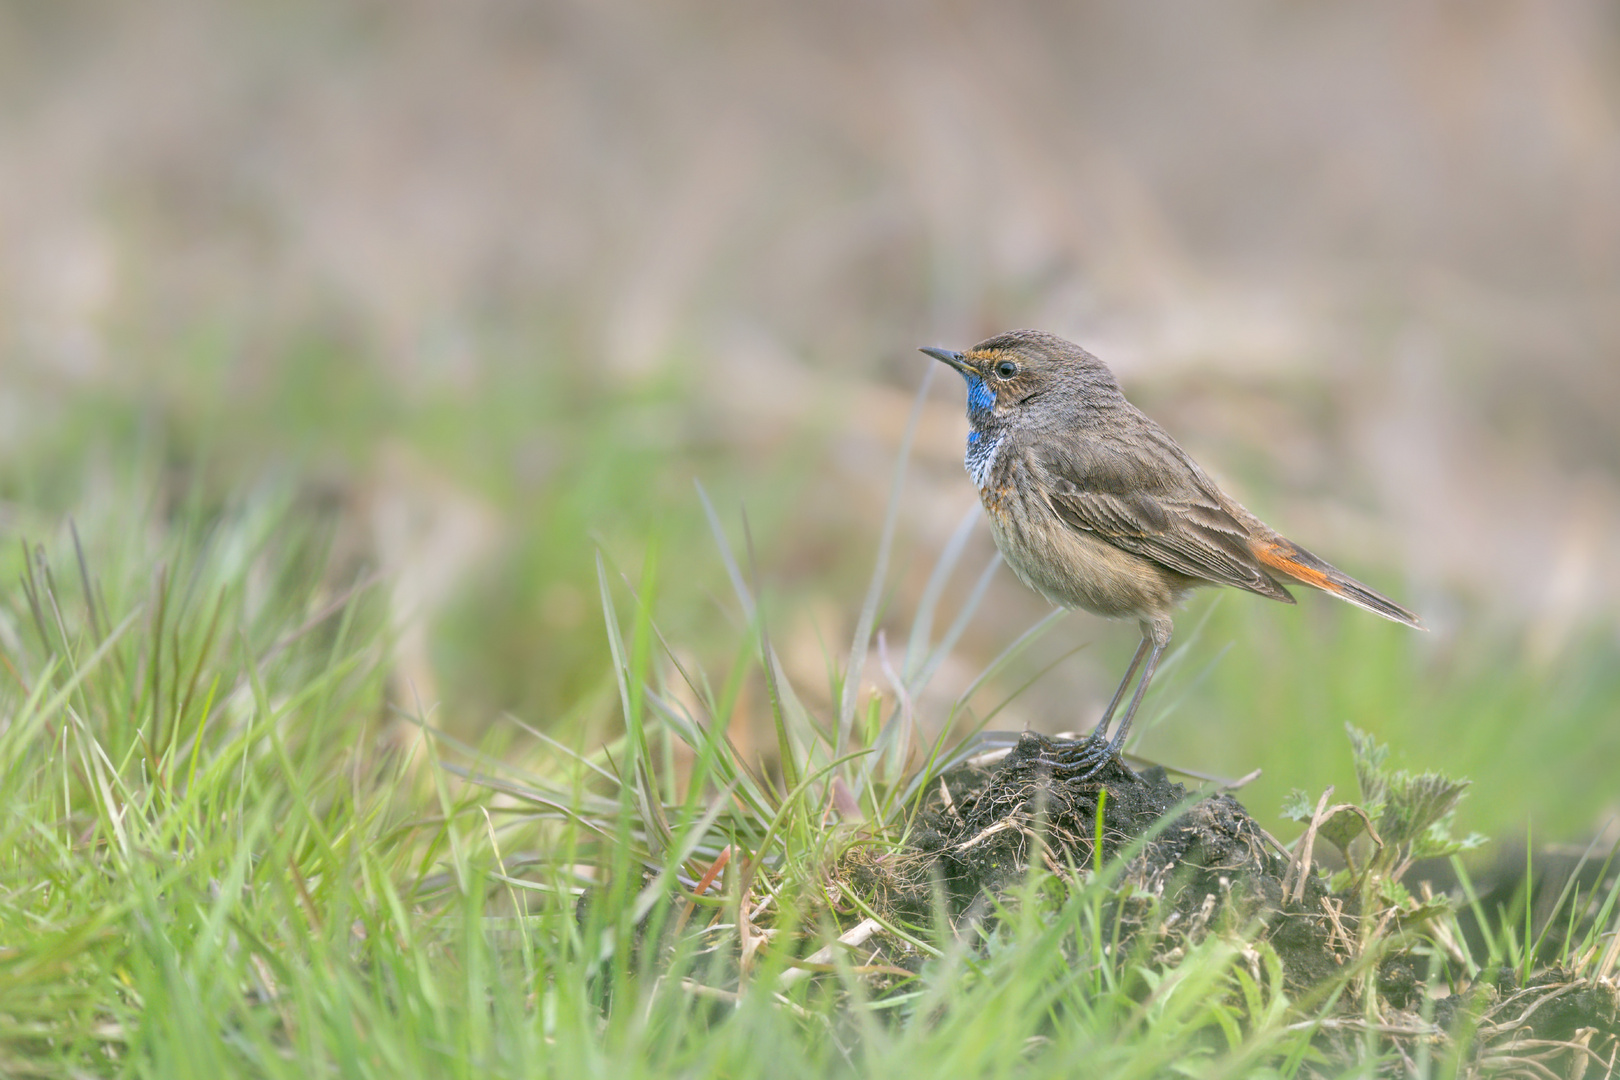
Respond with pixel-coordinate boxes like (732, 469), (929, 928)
(3, 422), (1617, 1078)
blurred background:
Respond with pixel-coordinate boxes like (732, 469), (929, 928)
(2, 0), (1618, 839)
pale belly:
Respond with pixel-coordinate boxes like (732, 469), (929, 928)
(981, 476), (1192, 621)
(966, 429), (1196, 619)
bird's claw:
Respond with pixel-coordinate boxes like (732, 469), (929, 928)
(1031, 731), (1115, 781)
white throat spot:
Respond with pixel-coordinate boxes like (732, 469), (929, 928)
(965, 429), (1004, 490)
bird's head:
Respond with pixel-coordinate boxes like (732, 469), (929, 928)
(920, 329), (1123, 428)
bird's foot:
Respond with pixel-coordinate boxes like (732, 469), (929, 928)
(1031, 730), (1116, 781)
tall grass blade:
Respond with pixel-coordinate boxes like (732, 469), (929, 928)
(903, 504), (980, 679)
(909, 552), (1003, 697)
(743, 511), (801, 795)
(596, 551), (671, 858)
(838, 364), (934, 755)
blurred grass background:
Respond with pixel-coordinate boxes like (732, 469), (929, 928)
(2, 0), (1618, 842)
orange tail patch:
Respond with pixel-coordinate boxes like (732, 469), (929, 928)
(1252, 539), (1336, 592)
(1250, 536), (1423, 629)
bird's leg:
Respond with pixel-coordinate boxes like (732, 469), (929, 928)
(1085, 634), (1151, 745)
(1043, 617), (1172, 780)
(1096, 619), (1170, 761)
(1045, 627), (1149, 761)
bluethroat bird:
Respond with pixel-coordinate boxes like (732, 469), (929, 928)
(922, 329), (1422, 780)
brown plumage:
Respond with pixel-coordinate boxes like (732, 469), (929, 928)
(922, 329), (1421, 778)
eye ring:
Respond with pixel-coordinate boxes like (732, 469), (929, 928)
(994, 360), (1019, 379)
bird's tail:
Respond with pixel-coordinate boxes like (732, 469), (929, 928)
(1250, 536), (1424, 630)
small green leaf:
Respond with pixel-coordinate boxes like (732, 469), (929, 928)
(1346, 724), (1390, 808)
(1280, 788), (1316, 822)
(1319, 806), (1370, 859)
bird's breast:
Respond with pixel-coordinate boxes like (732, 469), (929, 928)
(980, 450), (1186, 620)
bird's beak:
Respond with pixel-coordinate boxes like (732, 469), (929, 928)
(919, 346), (973, 375)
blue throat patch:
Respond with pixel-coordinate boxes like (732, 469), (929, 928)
(959, 372), (1001, 490)
(963, 374), (995, 418)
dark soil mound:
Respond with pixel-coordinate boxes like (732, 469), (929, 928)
(837, 731), (1620, 1078)
(846, 732), (1346, 994)
(840, 732), (1620, 1072)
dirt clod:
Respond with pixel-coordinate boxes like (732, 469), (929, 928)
(850, 733), (1343, 993)
(836, 732), (1620, 1073)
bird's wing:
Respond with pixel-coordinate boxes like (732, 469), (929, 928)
(1035, 431), (1294, 602)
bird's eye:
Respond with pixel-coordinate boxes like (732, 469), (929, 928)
(995, 360), (1018, 379)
